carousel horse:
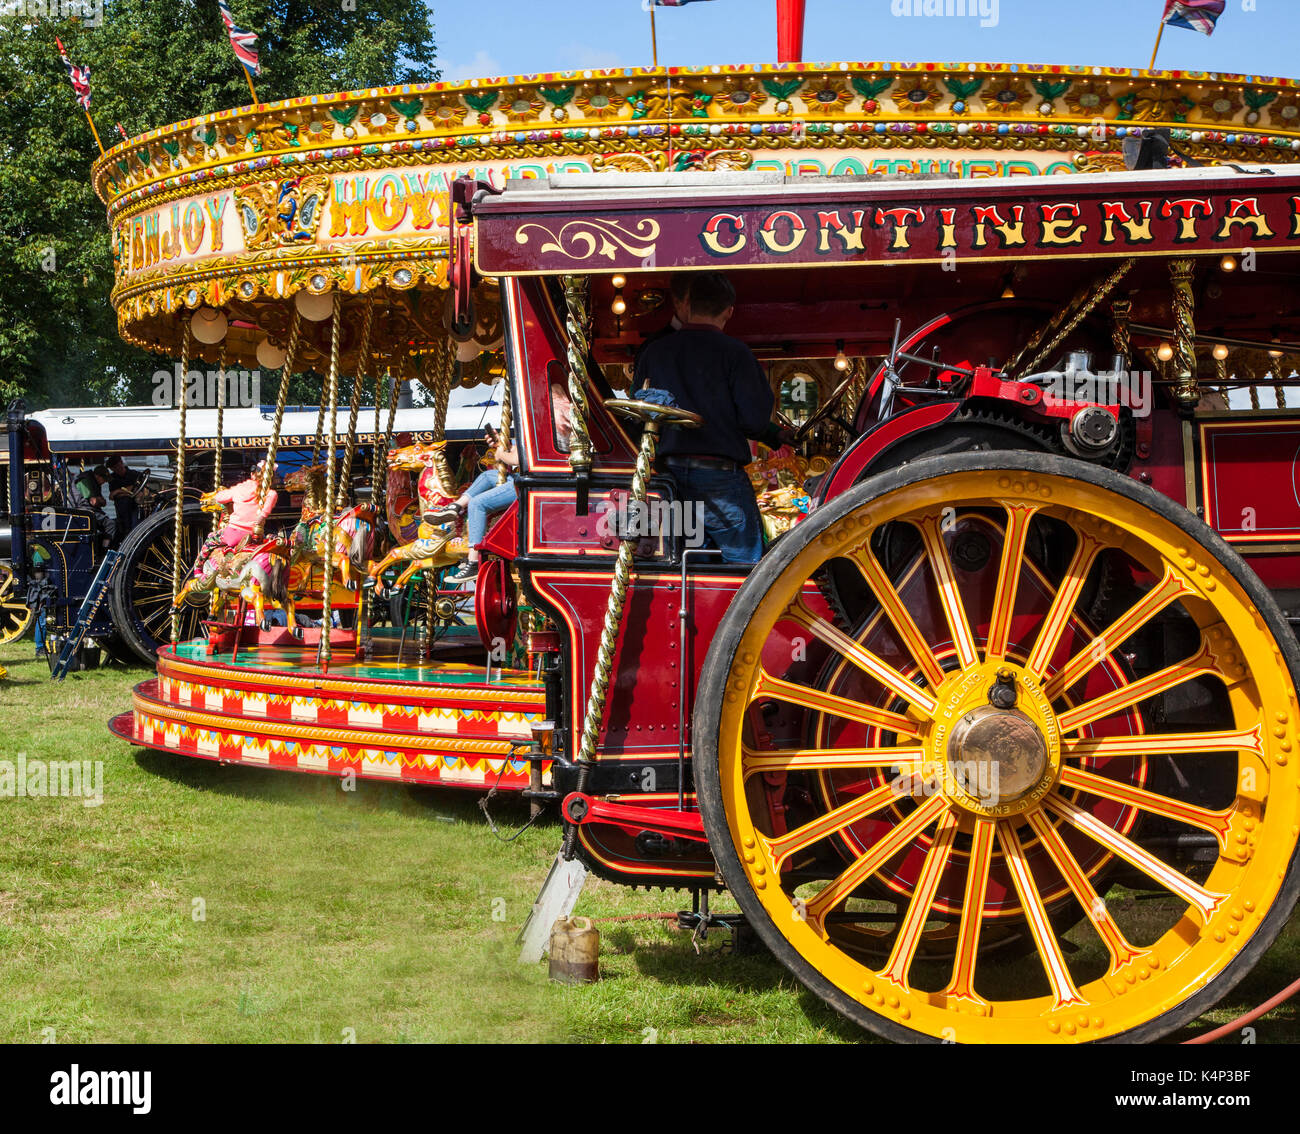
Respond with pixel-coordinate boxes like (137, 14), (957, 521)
(282, 465), (379, 591)
(176, 496), (295, 626)
(367, 441), (469, 591)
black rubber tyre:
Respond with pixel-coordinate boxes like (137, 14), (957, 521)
(110, 504), (211, 664)
(694, 451), (1300, 1044)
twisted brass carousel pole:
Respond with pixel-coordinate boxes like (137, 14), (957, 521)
(209, 343), (227, 616)
(170, 323), (191, 644)
(339, 296), (375, 506)
(318, 293), (342, 671)
(258, 311), (303, 511)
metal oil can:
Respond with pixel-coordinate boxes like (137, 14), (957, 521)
(548, 915), (600, 984)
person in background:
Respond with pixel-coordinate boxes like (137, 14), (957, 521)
(440, 428), (519, 585)
(107, 455), (144, 544)
(73, 465), (115, 543)
(26, 559), (56, 659)
(633, 271), (790, 564)
(74, 465), (109, 510)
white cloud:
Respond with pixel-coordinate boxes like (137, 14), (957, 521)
(440, 49), (505, 83)
(564, 44), (625, 72)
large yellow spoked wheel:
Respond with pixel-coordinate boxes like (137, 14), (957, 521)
(0, 564), (34, 645)
(694, 452), (1300, 1043)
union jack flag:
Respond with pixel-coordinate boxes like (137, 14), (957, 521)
(1162, 0), (1226, 36)
(54, 36), (92, 111)
(218, 0), (261, 75)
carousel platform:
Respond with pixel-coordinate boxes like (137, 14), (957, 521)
(109, 633), (549, 791)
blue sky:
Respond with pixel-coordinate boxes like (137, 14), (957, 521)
(429, 1), (1299, 84)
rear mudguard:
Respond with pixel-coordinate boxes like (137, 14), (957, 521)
(815, 402), (961, 506)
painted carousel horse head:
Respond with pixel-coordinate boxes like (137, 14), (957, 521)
(174, 538), (295, 629)
(368, 442), (468, 592)
(282, 463), (378, 591)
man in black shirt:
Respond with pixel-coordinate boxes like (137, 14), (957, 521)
(633, 272), (782, 564)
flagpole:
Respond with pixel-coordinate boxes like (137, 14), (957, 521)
(650, 3), (659, 68)
(1149, 19), (1166, 70)
(242, 63), (259, 104)
(83, 108), (105, 155)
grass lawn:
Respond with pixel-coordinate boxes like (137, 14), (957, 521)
(0, 639), (1295, 1044)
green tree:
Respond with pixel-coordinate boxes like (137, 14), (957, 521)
(0, 0), (439, 409)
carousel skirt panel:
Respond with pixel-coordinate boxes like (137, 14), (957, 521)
(109, 635), (549, 792)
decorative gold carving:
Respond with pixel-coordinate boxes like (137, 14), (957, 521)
(515, 217), (660, 262)
(801, 78), (852, 116)
(233, 174), (329, 248)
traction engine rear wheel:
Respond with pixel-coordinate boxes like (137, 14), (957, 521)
(694, 452), (1300, 1043)
(110, 505), (211, 664)
(0, 564), (34, 644)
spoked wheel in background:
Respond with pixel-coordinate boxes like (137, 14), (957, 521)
(110, 505), (211, 664)
(0, 564), (34, 645)
(694, 452), (1300, 1043)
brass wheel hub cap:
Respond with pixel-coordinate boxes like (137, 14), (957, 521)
(931, 663), (1062, 817)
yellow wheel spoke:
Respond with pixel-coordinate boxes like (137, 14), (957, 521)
(785, 595), (938, 715)
(880, 808), (961, 989)
(1025, 531), (1104, 679)
(985, 502), (1039, 660)
(1056, 638), (1224, 733)
(998, 820), (1087, 1009)
(1058, 766), (1234, 849)
(742, 744), (924, 778)
(752, 667), (922, 738)
(1061, 725), (1264, 760)
(1044, 568), (1197, 701)
(1047, 795), (1226, 920)
(805, 795), (949, 934)
(846, 548), (946, 689)
(942, 817), (995, 1007)
(1023, 810), (1144, 972)
(759, 783), (898, 871)
(915, 514), (979, 670)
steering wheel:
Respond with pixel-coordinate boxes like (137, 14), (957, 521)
(792, 372), (857, 444)
(604, 399), (703, 430)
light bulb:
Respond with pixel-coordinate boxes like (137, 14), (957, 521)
(1269, 340), (1283, 358)
(1001, 284), (1016, 299)
(1157, 342), (1174, 361)
(611, 296), (627, 316)
(190, 307), (228, 344)
(1220, 255), (1237, 272)
(256, 338), (287, 369)
(834, 348), (850, 372)
(1212, 343), (1229, 361)
(611, 275), (626, 289)
(294, 289), (334, 322)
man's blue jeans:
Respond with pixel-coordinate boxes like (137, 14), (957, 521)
(465, 468), (517, 547)
(668, 465), (763, 564)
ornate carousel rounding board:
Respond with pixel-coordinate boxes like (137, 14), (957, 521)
(93, 61), (1300, 367)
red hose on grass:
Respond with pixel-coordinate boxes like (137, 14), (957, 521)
(1183, 976), (1300, 1044)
